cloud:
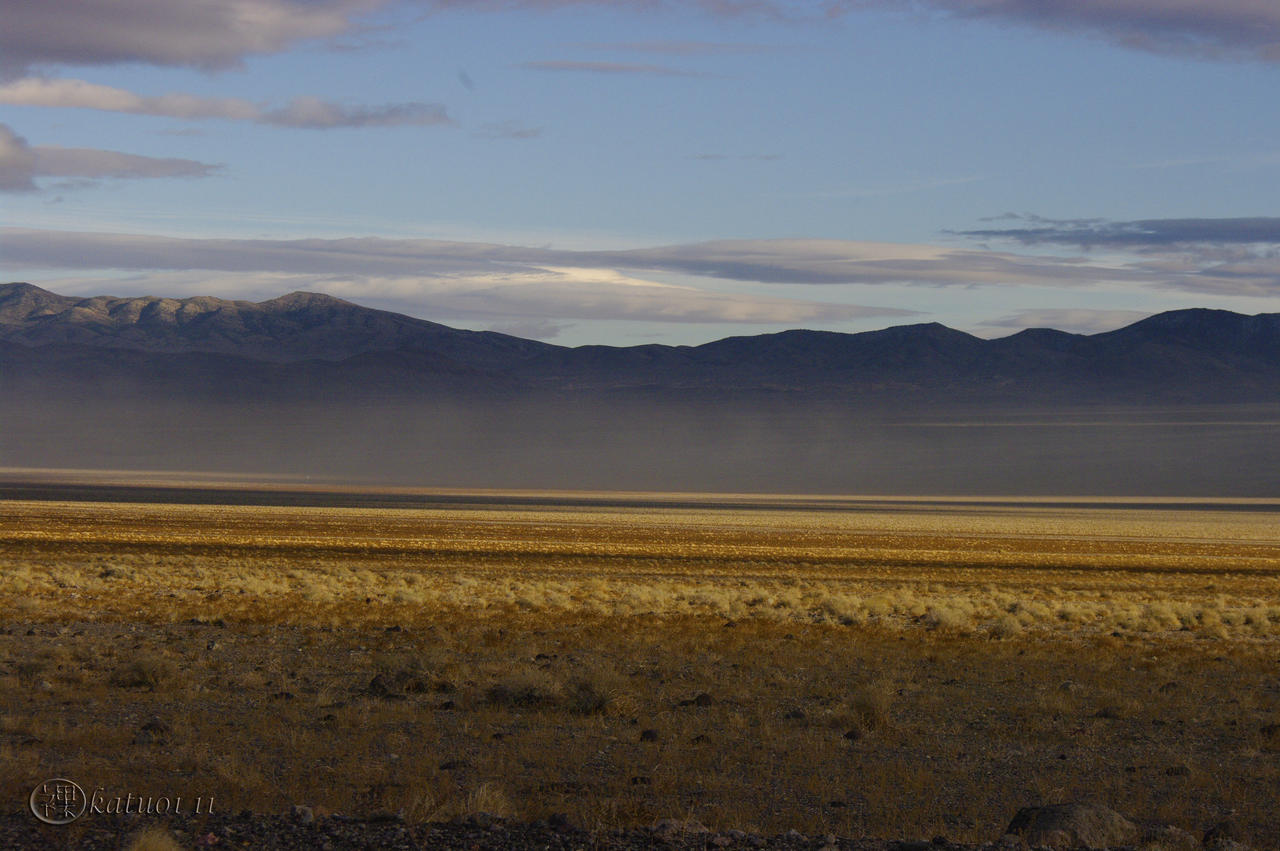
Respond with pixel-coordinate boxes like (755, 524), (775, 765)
(519, 61), (712, 77)
(0, 78), (451, 129)
(588, 239), (1140, 287)
(0, 124), (219, 191)
(980, 308), (1153, 335)
(33, 267), (909, 326)
(959, 215), (1280, 297)
(0, 125), (39, 191)
(9, 0), (1277, 81)
(960, 215), (1280, 248)
(0, 229), (1136, 289)
(850, 0), (1280, 64)
(0, 0), (383, 77)
(6, 227), (1275, 300)
(0, 0), (802, 77)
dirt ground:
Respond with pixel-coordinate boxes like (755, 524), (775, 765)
(2, 484), (1278, 848)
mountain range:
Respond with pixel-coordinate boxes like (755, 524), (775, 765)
(3, 282), (1279, 404)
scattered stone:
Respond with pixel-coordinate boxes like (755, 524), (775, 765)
(1202, 820), (1254, 849)
(652, 818), (710, 838)
(362, 810), (404, 824)
(1004, 803), (1138, 849)
(289, 805), (315, 824)
(140, 717), (170, 734)
(678, 692), (715, 707)
(1137, 824), (1198, 851)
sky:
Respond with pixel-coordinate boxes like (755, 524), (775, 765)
(2, 0), (1279, 347)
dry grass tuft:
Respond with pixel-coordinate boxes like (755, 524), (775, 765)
(123, 825), (186, 851)
(109, 653), (177, 690)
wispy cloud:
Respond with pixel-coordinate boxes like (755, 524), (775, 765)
(519, 61), (713, 77)
(0, 124), (219, 192)
(0, 78), (451, 129)
(848, 0), (1280, 64)
(0, 0), (382, 77)
(8, 0), (1279, 80)
(960, 215), (1280, 248)
(31, 266), (909, 326)
(958, 214), (1280, 298)
(0, 229), (1128, 288)
(6, 227), (1275, 302)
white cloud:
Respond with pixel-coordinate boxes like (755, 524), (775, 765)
(0, 124), (219, 191)
(0, 0), (384, 76)
(0, 78), (451, 129)
(0, 124), (39, 191)
(30, 267), (908, 325)
(4, 227), (1273, 306)
(7, 0), (1279, 81)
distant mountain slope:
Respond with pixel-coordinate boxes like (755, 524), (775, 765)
(0, 283), (556, 366)
(2, 282), (1278, 403)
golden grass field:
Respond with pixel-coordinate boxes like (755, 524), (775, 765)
(3, 484), (1280, 845)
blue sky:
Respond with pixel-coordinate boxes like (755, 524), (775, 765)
(2, 0), (1279, 345)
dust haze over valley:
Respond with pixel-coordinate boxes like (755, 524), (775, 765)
(3, 283), (1279, 495)
(9, 396), (1280, 497)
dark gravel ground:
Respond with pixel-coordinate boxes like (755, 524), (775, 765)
(0, 811), (1001, 851)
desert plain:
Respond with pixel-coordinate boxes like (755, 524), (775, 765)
(2, 479), (1280, 847)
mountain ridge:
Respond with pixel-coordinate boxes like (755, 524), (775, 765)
(2, 282), (1278, 403)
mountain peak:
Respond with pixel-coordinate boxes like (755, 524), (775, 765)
(0, 282), (74, 321)
(261, 291), (352, 310)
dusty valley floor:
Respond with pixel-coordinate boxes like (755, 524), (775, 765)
(2, 480), (1279, 848)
